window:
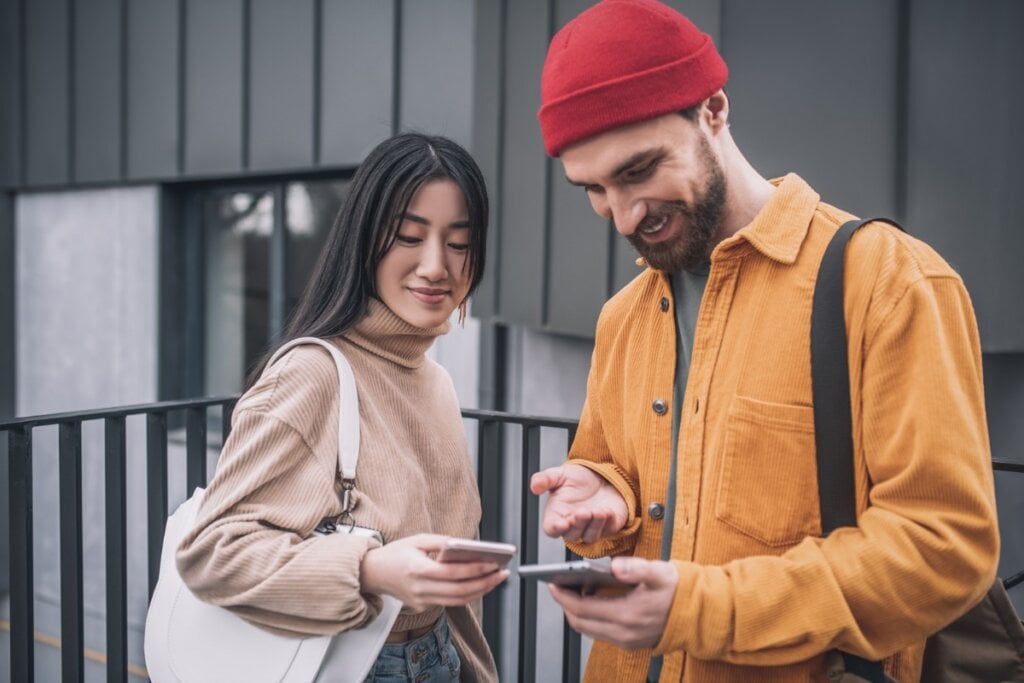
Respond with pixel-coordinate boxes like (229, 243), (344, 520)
(172, 176), (351, 398)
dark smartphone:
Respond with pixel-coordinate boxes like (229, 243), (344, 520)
(517, 557), (632, 596)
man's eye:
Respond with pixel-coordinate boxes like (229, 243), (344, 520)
(625, 163), (655, 182)
(584, 185), (604, 195)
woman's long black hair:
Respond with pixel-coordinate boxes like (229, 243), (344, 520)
(247, 132), (488, 388)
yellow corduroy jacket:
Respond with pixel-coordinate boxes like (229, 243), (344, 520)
(566, 174), (999, 682)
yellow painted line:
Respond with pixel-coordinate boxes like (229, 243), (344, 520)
(0, 619), (149, 679)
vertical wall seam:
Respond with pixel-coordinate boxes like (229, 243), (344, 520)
(391, 0), (402, 135)
(493, 0), (507, 316)
(18, 0), (26, 186)
(717, 0), (726, 55)
(241, 0), (251, 170)
(67, 0), (76, 182)
(540, 0), (555, 327)
(177, 0), (187, 175)
(312, 0), (322, 166)
(894, 0), (910, 222)
(118, 0), (127, 180)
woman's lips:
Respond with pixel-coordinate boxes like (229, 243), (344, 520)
(409, 287), (448, 304)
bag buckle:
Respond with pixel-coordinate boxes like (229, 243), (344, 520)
(339, 478), (356, 530)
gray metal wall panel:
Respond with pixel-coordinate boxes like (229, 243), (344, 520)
(126, 0), (180, 179)
(24, 0), (70, 186)
(319, 0), (395, 167)
(905, 1), (1024, 352)
(248, 0), (315, 171)
(611, 231), (643, 294)
(73, 0), (122, 183)
(399, 0), (474, 147)
(0, 192), (13, 418)
(544, 0), (609, 336)
(721, 0), (900, 218)
(469, 0), (504, 318)
(546, 176), (608, 335)
(498, 0), (549, 328)
(0, 193), (9, 593)
(666, 0), (721, 45)
(0, 0), (21, 188)
(184, 0), (244, 175)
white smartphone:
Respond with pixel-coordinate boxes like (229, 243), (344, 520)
(517, 557), (632, 596)
(436, 538), (517, 567)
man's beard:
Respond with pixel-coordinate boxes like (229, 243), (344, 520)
(625, 142), (727, 273)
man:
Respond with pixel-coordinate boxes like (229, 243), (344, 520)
(529, 1), (1000, 681)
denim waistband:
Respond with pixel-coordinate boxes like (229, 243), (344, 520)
(370, 612), (457, 681)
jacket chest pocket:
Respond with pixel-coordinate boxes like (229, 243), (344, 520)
(714, 395), (821, 547)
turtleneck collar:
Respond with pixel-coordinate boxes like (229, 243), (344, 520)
(342, 298), (449, 369)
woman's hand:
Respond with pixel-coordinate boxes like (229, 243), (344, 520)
(359, 533), (510, 611)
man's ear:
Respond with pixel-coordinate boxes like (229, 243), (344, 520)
(702, 90), (730, 133)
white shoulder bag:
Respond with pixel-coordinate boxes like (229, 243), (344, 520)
(144, 337), (402, 683)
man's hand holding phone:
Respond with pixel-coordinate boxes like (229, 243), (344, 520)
(542, 556), (678, 651)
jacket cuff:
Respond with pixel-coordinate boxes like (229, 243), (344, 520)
(563, 459), (641, 557)
(653, 561), (734, 659)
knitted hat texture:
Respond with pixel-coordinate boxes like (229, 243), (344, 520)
(538, 0), (728, 157)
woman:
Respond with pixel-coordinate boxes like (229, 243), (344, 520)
(176, 133), (504, 682)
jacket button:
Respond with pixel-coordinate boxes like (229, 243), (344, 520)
(648, 502), (665, 520)
(660, 297), (669, 312)
(652, 399), (668, 415)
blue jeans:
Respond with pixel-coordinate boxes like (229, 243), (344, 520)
(365, 613), (461, 682)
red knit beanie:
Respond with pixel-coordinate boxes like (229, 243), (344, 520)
(538, 0), (728, 157)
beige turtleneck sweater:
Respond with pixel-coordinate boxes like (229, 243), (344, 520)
(176, 299), (497, 682)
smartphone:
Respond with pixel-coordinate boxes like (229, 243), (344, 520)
(517, 557), (632, 596)
(436, 538), (517, 567)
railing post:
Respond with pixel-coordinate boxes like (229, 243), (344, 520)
(476, 419), (504, 673)
(222, 399), (236, 443)
(147, 412), (169, 598)
(186, 406), (207, 494)
(517, 424), (542, 683)
(59, 422), (84, 683)
(9, 426), (34, 683)
(105, 417), (128, 683)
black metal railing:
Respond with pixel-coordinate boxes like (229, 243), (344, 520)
(3, 399), (1023, 682)
(0, 398), (584, 682)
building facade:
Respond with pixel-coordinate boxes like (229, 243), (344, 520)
(1, 1), (1022, 680)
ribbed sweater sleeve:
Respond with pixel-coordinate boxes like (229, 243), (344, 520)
(175, 360), (381, 637)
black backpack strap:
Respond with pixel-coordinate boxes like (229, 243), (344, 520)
(811, 217), (904, 683)
(812, 217), (904, 532)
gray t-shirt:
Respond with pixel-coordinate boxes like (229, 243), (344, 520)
(649, 263), (709, 683)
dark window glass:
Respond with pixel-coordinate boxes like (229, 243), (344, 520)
(201, 178), (350, 395)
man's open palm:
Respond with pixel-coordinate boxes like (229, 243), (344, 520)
(530, 464), (629, 543)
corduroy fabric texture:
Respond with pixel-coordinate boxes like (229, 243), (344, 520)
(538, 0), (727, 156)
(565, 174), (999, 682)
(176, 298), (497, 683)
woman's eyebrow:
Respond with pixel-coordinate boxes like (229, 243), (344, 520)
(400, 211), (429, 225)
(401, 212), (471, 229)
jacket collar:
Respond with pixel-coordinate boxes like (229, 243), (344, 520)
(716, 173), (820, 265)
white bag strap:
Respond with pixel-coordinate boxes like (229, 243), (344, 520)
(268, 337), (360, 484)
